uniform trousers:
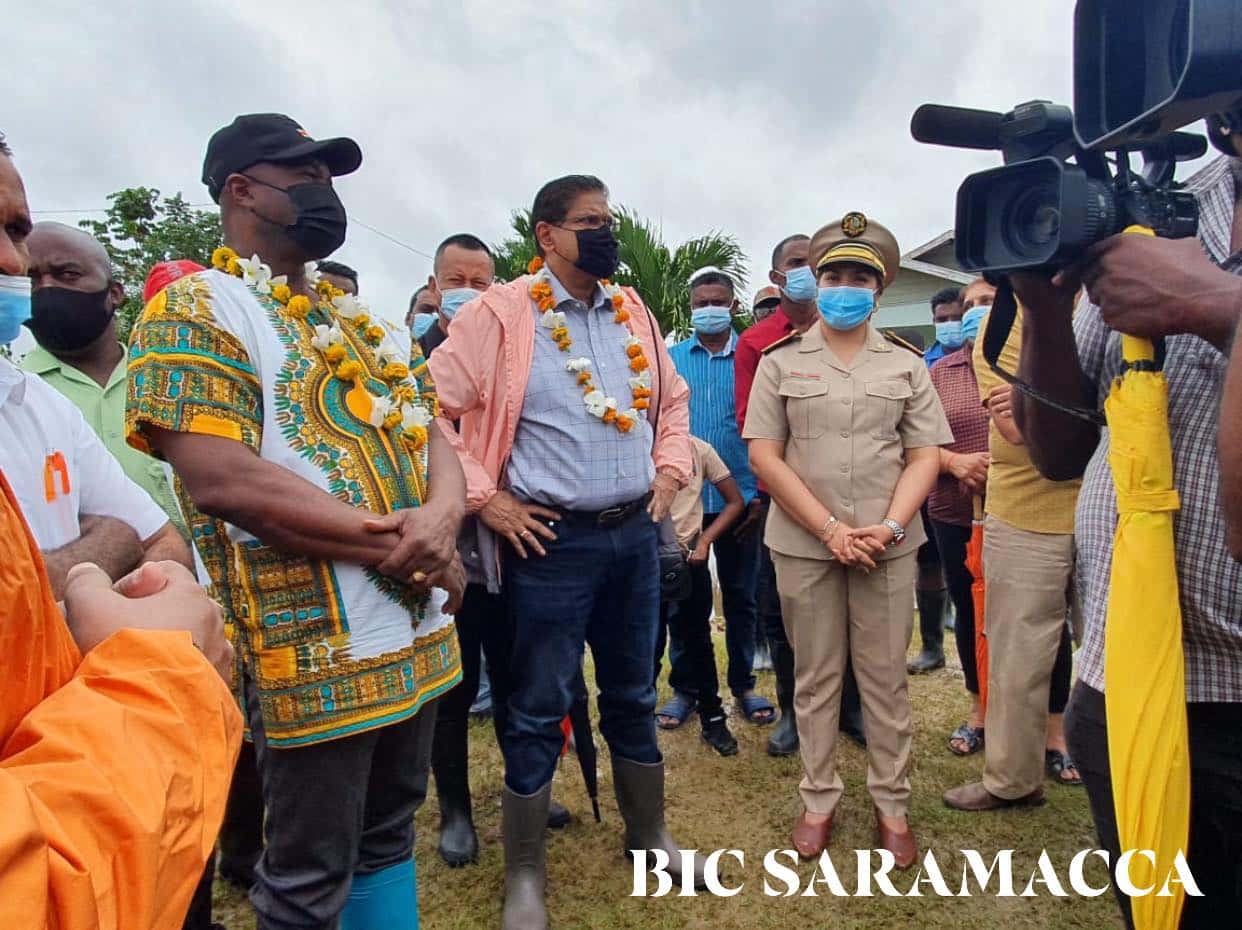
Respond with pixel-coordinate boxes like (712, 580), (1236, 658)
(773, 550), (917, 818)
(243, 672), (437, 930)
(981, 515), (1075, 799)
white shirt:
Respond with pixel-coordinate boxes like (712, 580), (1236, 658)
(0, 358), (168, 551)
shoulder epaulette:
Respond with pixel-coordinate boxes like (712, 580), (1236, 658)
(881, 330), (924, 357)
(761, 331), (800, 355)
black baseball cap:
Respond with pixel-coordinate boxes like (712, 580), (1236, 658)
(202, 113), (362, 203)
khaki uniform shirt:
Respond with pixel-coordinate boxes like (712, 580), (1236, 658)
(669, 436), (731, 549)
(743, 323), (953, 561)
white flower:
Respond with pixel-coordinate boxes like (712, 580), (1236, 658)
(376, 340), (404, 366)
(368, 394), (396, 428)
(583, 390), (608, 418)
(401, 402), (432, 430)
(621, 407), (641, 422)
(565, 357), (592, 373)
(539, 310), (567, 330)
(237, 254), (276, 293)
(629, 370), (652, 391)
(332, 293), (364, 320)
(624, 334), (642, 350)
(310, 322), (343, 352)
(304, 262), (321, 284)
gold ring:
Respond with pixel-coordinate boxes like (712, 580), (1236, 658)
(411, 570), (428, 584)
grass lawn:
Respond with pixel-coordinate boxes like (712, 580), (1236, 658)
(213, 617), (1123, 930)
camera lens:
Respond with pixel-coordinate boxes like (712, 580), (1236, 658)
(1003, 183), (1061, 259)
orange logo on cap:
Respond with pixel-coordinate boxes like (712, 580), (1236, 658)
(842, 212), (867, 238)
(296, 127), (311, 138)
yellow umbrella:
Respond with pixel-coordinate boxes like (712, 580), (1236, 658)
(1102, 268), (1191, 930)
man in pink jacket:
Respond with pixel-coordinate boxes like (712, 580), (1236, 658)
(429, 175), (699, 929)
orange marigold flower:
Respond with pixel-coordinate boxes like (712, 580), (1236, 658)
(324, 344), (347, 364)
(615, 415), (634, 433)
(611, 293), (624, 309)
(527, 256), (544, 274)
(530, 281), (552, 299)
(551, 327), (569, 341)
(271, 283), (293, 305)
(629, 356), (649, 373)
(316, 278), (336, 297)
(383, 410), (404, 430)
(365, 325), (386, 343)
(211, 246), (236, 270)
(625, 344), (643, 358)
(633, 387), (651, 399)
(614, 309), (631, 324)
(382, 363), (410, 381)
(353, 313), (371, 328)
(336, 360), (362, 381)
(602, 408), (617, 424)
(576, 372), (592, 385)
(583, 382), (596, 394)
(633, 398), (650, 410)
(225, 256), (241, 276)
(286, 295), (313, 318)
(404, 425), (429, 450)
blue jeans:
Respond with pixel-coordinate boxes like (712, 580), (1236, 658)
(503, 511), (662, 795)
(706, 512), (761, 695)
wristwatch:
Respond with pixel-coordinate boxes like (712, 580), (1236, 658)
(881, 518), (906, 548)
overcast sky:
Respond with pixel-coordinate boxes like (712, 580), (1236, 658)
(8, 0), (1214, 329)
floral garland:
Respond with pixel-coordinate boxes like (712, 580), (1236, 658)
(525, 256), (652, 433)
(210, 246), (433, 450)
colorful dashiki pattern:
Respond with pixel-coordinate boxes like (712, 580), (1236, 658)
(126, 269), (460, 747)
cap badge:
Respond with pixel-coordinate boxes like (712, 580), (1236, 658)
(296, 127), (311, 138)
(842, 212), (867, 238)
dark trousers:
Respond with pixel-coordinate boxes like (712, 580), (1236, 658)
(932, 518), (1073, 709)
(705, 512), (761, 695)
(504, 512), (661, 796)
(435, 583), (511, 750)
(1066, 682), (1242, 930)
(654, 558), (724, 723)
(757, 542), (790, 659)
(243, 674), (438, 930)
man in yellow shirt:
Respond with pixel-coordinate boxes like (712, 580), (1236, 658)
(944, 278), (1081, 812)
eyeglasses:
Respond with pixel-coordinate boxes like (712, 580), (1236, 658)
(556, 216), (616, 232)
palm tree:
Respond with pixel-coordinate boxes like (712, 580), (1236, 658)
(491, 208), (747, 337)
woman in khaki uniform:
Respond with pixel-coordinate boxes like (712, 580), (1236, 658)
(744, 213), (952, 868)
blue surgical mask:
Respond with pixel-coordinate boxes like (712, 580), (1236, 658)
(411, 312), (438, 339)
(778, 265), (818, 303)
(0, 275), (32, 345)
(691, 305), (733, 335)
(960, 305), (990, 343)
(816, 286), (875, 331)
(934, 320), (965, 350)
(439, 287), (481, 321)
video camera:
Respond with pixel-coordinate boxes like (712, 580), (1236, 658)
(911, 0), (1242, 275)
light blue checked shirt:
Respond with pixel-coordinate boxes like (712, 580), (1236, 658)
(506, 272), (655, 511)
(668, 331), (757, 512)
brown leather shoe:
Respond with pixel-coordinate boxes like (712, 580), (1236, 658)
(792, 810), (833, 860)
(942, 781), (1046, 812)
(875, 810), (918, 870)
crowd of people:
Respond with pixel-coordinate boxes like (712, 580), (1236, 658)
(0, 110), (1239, 930)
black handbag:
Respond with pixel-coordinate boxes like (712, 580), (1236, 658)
(642, 304), (693, 602)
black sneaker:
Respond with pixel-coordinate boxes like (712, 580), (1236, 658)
(701, 716), (739, 757)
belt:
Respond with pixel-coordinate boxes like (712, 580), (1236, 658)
(556, 492), (653, 529)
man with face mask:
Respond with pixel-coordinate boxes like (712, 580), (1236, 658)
(924, 286), (965, 369)
(22, 224), (187, 539)
(429, 174), (698, 930)
(419, 233), (493, 359)
(127, 113), (467, 930)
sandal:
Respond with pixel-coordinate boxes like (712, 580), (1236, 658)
(1045, 749), (1083, 786)
(948, 723), (985, 756)
(655, 692), (696, 730)
(737, 692), (776, 725)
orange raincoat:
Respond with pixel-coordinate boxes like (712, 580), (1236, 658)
(0, 471), (242, 929)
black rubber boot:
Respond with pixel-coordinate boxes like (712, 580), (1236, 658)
(767, 637), (799, 757)
(432, 712), (479, 867)
(501, 783), (550, 930)
(840, 660), (867, 748)
(612, 756), (706, 889)
(908, 588), (947, 674)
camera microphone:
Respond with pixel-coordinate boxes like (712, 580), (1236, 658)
(910, 104), (1004, 151)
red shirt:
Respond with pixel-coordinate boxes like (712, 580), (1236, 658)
(927, 347), (990, 527)
(734, 304), (796, 432)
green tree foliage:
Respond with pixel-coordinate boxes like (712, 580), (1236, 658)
(492, 208), (747, 337)
(79, 188), (221, 340)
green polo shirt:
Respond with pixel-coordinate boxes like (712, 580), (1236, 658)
(22, 344), (188, 539)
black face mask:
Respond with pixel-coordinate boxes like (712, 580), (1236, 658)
(246, 176), (348, 259)
(570, 226), (620, 280)
(27, 285), (115, 354)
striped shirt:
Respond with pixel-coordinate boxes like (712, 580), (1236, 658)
(927, 346), (989, 527)
(668, 331), (757, 512)
(1075, 155), (1242, 702)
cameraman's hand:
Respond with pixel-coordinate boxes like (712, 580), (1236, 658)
(1010, 270), (1080, 318)
(1064, 233), (1242, 351)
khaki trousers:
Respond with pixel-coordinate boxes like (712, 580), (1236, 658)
(772, 551), (917, 818)
(981, 515), (1074, 799)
